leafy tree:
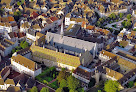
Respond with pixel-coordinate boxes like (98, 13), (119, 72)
(11, 48), (16, 54)
(104, 80), (120, 92)
(109, 13), (116, 19)
(30, 86), (38, 92)
(96, 21), (100, 27)
(69, 89), (78, 92)
(134, 82), (136, 86)
(128, 81), (134, 88)
(77, 88), (85, 92)
(133, 28), (136, 31)
(60, 79), (67, 88)
(67, 75), (80, 90)
(14, 11), (21, 16)
(119, 13), (123, 18)
(20, 41), (29, 49)
(98, 90), (102, 92)
(40, 87), (49, 92)
(17, 1), (21, 6)
(98, 18), (104, 23)
(56, 88), (64, 92)
(127, 14), (131, 19)
(0, 8), (4, 16)
(57, 70), (69, 83)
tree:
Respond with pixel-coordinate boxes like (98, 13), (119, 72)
(69, 89), (78, 92)
(119, 13), (123, 18)
(60, 79), (67, 88)
(40, 87), (49, 92)
(128, 81), (134, 88)
(67, 75), (80, 90)
(104, 80), (120, 92)
(77, 88), (85, 92)
(57, 70), (69, 83)
(11, 48), (16, 54)
(109, 13), (116, 19)
(30, 86), (38, 92)
(98, 90), (102, 92)
(20, 41), (29, 49)
(0, 8), (4, 16)
(96, 21), (100, 27)
(17, 1), (21, 6)
(134, 82), (136, 86)
(127, 14), (131, 19)
(56, 88), (64, 92)
(98, 18), (104, 23)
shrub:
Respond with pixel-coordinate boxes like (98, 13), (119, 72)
(128, 81), (134, 88)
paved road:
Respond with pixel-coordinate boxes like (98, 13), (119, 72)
(105, 18), (126, 31)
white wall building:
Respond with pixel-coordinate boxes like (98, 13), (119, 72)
(11, 54), (41, 77)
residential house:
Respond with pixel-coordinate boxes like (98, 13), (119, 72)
(26, 30), (37, 45)
(11, 54), (42, 78)
(0, 39), (18, 57)
(72, 65), (95, 90)
(20, 22), (30, 33)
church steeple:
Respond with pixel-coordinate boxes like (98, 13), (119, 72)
(60, 19), (64, 38)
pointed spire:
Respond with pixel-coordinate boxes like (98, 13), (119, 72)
(60, 19), (64, 38)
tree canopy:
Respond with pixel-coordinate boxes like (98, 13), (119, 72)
(60, 79), (67, 88)
(119, 13), (123, 18)
(40, 87), (49, 92)
(20, 41), (29, 49)
(104, 80), (120, 92)
(127, 14), (131, 19)
(56, 88), (64, 92)
(69, 89), (78, 92)
(57, 70), (69, 83)
(30, 86), (38, 92)
(128, 81), (134, 88)
(109, 13), (116, 19)
(67, 75), (80, 90)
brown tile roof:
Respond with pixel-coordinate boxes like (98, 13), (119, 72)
(86, 25), (95, 30)
(8, 16), (15, 22)
(0, 79), (4, 85)
(118, 68), (136, 84)
(5, 79), (15, 85)
(36, 32), (44, 38)
(4, 39), (14, 45)
(46, 18), (53, 24)
(30, 45), (81, 67)
(100, 50), (117, 59)
(49, 16), (58, 22)
(73, 67), (91, 80)
(7, 86), (21, 92)
(105, 67), (123, 80)
(1, 66), (10, 78)
(11, 55), (37, 71)
(118, 58), (136, 69)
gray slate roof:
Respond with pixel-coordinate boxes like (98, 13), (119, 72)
(46, 32), (96, 53)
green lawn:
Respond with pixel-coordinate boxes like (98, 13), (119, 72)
(44, 77), (53, 82)
(48, 80), (59, 90)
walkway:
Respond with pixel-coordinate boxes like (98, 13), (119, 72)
(49, 78), (57, 84)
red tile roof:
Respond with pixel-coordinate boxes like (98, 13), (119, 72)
(49, 16), (58, 22)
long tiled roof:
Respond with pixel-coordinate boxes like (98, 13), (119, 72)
(11, 55), (37, 71)
(104, 67), (123, 80)
(30, 45), (81, 67)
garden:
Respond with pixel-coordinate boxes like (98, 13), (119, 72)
(35, 67), (59, 89)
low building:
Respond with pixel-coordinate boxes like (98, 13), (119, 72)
(11, 55), (41, 77)
(0, 39), (18, 57)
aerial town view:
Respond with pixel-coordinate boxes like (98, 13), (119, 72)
(0, 0), (136, 92)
